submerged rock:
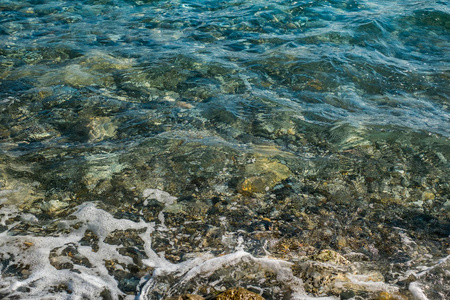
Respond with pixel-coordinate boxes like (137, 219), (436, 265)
(237, 176), (269, 194)
(237, 157), (292, 194)
(140, 251), (305, 300)
(165, 295), (205, 300)
(0, 173), (43, 208)
(87, 116), (118, 142)
(314, 249), (350, 265)
(215, 288), (265, 300)
(41, 199), (69, 214)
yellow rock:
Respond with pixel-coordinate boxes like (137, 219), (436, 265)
(314, 249), (349, 265)
(0, 174), (44, 208)
(244, 158), (291, 177)
(237, 176), (268, 194)
(375, 291), (408, 300)
(237, 158), (291, 194)
(422, 191), (435, 201)
(287, 128), (296, 135)
(165, 295), (204, 300)
(377, 292), (394, 300)
(215, 288), (265, 300)
(41, 200), (69, 213)
(337, 237), (347, 248)
(87, 116), (118, 142)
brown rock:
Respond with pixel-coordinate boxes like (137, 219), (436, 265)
(237, 158), (291, 194)
(422, 191), (435, 201)
(214, 288), (264, 300)
(314, 249), (350, 265)
(375, 291), (408, 300)
(237, 176), (268, 194)
(165, 294), (205, 300)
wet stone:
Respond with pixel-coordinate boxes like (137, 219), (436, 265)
(237, 176), (269, 194)
(165, 295), (205, 300)
(0, 1), (449, 299)
(237, 157), (292, 195)
(49, 244), (92, 270)
(87, 116), (118, 142)
(375, 291), (406, 300)
(314, 249), (350, 265)
(40, 200), (69, 214)
(79, 229), (99, 252)
(143, 252), (300, 299)
(0, 172), (44, 208)
(105, 229), (146, 250)
(215, 288), (265, 300)
(340, 290), (355, 300)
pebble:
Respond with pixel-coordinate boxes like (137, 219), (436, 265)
(215, 288), (264, 300)
(40, 200), (68, 213)
(165, 295), (204, 300)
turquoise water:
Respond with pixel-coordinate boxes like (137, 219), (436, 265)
(0, 0), (449, 299)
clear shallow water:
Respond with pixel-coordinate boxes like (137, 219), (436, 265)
(0, 0), (449, 299)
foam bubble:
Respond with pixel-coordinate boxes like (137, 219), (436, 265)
(2, 198), (438, 299)
(139, 250), (332, 300)
(0, 202), (161, 299)
(142, 189), (176, 206)
(408, 282), (429, 300)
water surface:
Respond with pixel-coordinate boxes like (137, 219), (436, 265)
(0, 0), (449, 299)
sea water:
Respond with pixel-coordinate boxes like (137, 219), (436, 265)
(0, 0), (449, 299)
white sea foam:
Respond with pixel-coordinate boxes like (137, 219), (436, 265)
(0, 197), (333, 299)
(409, 282), (429, 300)
(139, 249), (342, 300)
(0, 202), (160, 299)
(1, 193), (438, 299)
(143, 188), (177, 206)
